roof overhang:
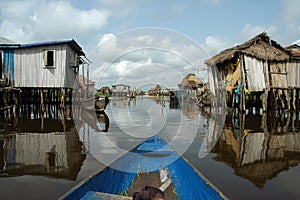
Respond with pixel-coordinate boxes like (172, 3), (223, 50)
(20, 39), (85, 56)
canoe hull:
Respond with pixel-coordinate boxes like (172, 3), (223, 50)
(60, 136), (227, 200)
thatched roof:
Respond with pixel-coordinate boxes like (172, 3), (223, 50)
(205, 32), (290, 66)
(178, 74), (203, 89)
(148, 84), (161, 94)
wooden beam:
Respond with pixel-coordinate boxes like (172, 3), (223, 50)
(269, 72), (287, 75)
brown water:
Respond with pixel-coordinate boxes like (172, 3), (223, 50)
(0, 98), (299, 200)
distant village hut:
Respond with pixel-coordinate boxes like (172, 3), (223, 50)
(148, 84), (161, 96)
(111, 84), (131, 97)
(205, 32), (291, 112)
(178, 73), (204, 97)
(13, 39), (86, 106)
(285, 44), (300, 109)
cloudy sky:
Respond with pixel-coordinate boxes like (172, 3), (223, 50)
(1, 0), (300, 89)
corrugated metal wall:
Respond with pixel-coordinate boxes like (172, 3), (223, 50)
(65, 46), (77, 88)
(287, 60), (300, 88)
(14, 44), (77, 88)
(244, 55), (267, 92)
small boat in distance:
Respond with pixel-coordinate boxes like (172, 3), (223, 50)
(60, 136), (227, 200)
(81, 96), (109, 112)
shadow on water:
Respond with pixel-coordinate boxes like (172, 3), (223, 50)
(0, 104), (87, 181)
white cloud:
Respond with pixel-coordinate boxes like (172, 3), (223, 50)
(92, 60), (184, 90)
(97, 0), (141, 17)
(88, 28), (208, 89)
(240, 24), (277, 41)
(0, 0), (110, 45)
(281, 0), (300, 39)
(202, 35), (231, 56)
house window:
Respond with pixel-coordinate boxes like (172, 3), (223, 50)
(43, 50), (55, 67)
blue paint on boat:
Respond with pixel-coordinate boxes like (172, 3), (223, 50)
(61, 136), (227, 200)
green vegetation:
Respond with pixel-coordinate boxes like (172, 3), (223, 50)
(94, 91), (111, 97)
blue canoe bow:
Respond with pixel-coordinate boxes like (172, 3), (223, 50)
(60, 136), (227, 200)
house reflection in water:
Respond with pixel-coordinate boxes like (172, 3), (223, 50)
(211, 111), (300, 188)
(0, 108), (86, 180)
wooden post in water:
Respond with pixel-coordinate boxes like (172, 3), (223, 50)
(40, 88), (45, 112)
(292, 88), (296, 110)
(60, 88), (65, 108)
(262, 89), (268, 112)
(296, 89), (300, 109)
(285, 89), (291, 110)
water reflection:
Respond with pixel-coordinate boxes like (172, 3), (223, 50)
(80, 108), (110, 132)
(78, 96), (226, 173)
(0, 101), (297, 197)
(0, 105), (86, 180)
(212, 111), (300, 188)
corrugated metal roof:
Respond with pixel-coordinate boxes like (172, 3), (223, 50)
(20, 39), (85, 56)
(285, 44), (300, 58)
(292, 52), (300, 57)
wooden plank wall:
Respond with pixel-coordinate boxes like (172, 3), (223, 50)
(13, 44), (77, 88)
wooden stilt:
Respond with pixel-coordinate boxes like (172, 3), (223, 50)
(291, 89), (295, 110)
(40, 88), (45, 112)
(285, 89), (289, 110)
(295, 89), (300, 109)
(279, 89), (285, 110)
(262, 90), (268, 112)
(60, 88), (65, 108)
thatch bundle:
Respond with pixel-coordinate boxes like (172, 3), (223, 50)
(205, 32), (290, 66)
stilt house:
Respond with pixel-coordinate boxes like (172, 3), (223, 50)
(13, 39), (86, 105)
(178, 73), (204, 97)
(148, 84), (161, 96)
(111, 84), (131, 97)
(205, 32), (291, 112)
